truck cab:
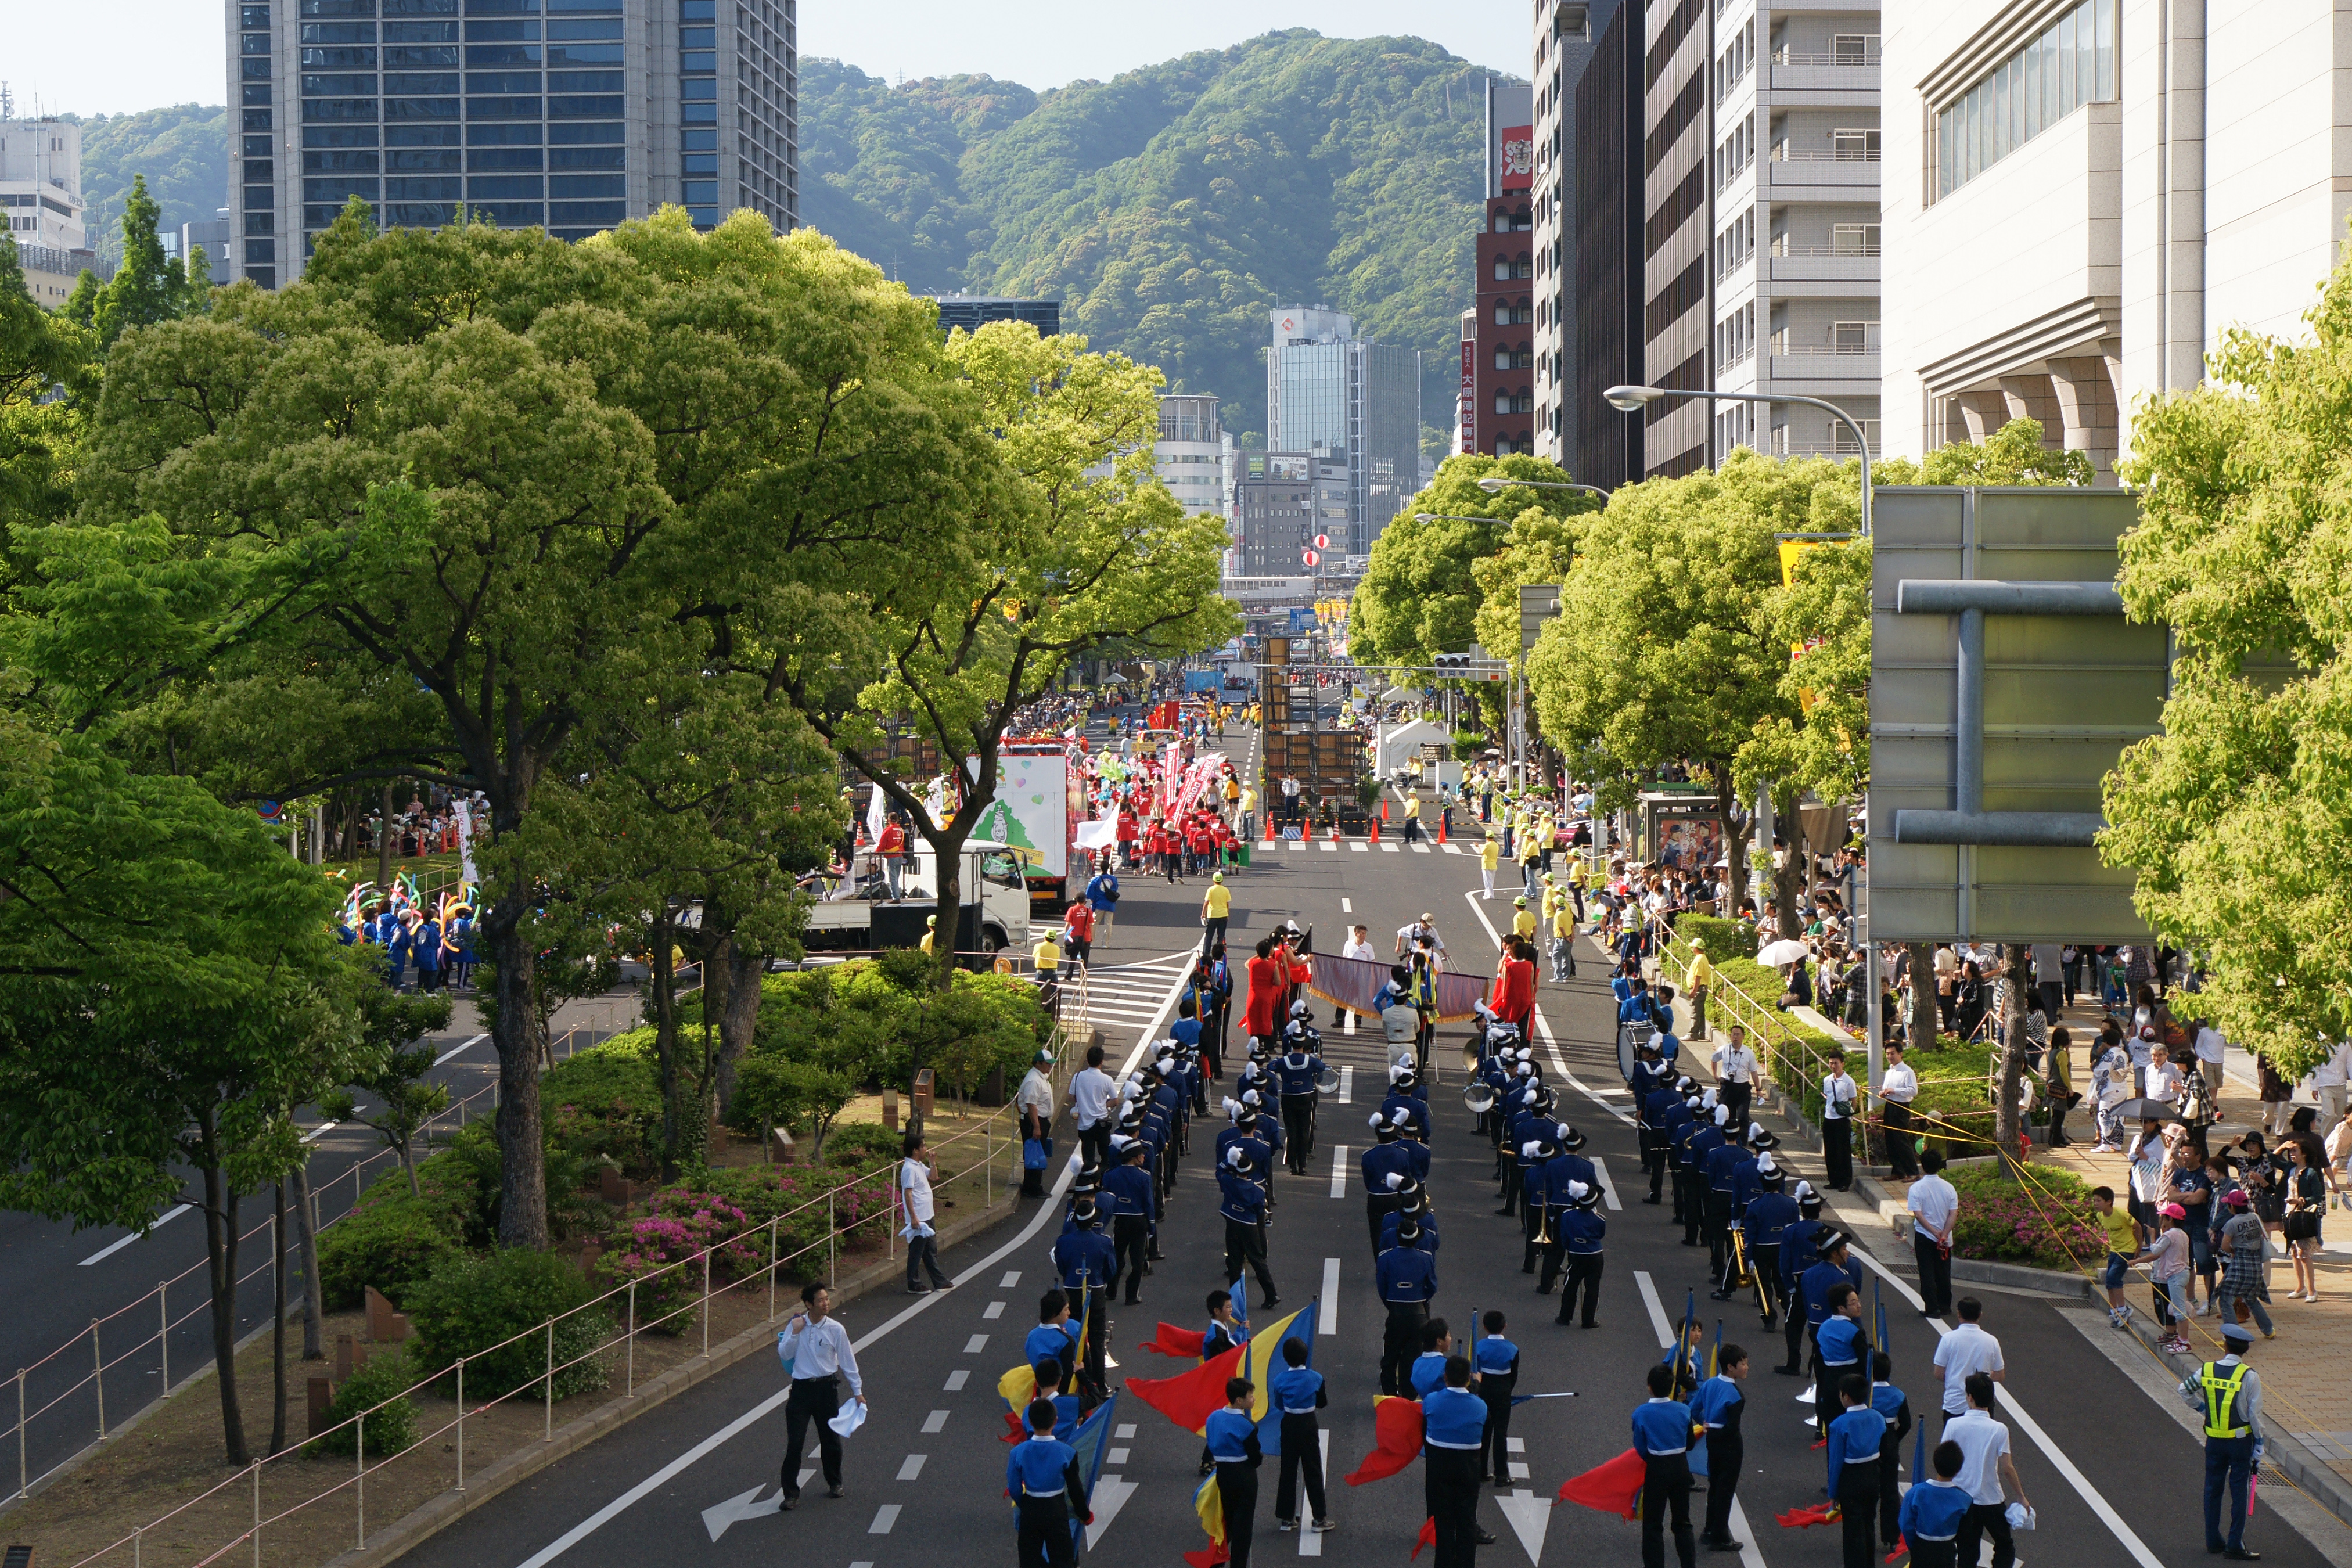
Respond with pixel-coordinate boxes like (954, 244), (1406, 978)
(801, 839), (1032, 961)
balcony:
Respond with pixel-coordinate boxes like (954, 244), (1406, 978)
(1767, 240), (1879, 285)
(1765, 152), (1882, 193)
(1767, 343), (1880, 384)
(1768, 57), (1879, 97)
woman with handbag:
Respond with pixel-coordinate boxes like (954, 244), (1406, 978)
(2282, 1139), (2327, 1301)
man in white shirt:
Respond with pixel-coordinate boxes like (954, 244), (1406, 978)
(1906, 1150), (1959, 1316)
(1943, 1371), (2028, 1568)
(2191, 1023), (2228, 1109)
(1716, 1026), (1759, 1130)
(2312, 1040), (2351, 1130)
(1932, 1299), (2005, 1422)
(1878, 1041), (1921, 1178)
(1067, 1043), (1117, 1171)
(1016, 1049), (1058, 1197)
(1343, 925), (1376, 962)
(777, 1282), (865, 1506)
(1820, 1055), (1860, 1191)
(900, 1130), (954, 1293)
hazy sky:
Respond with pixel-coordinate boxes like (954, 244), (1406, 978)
(6, 1), (1526, 119)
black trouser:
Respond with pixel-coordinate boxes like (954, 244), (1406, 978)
(1884, 1101), (1918, 1177)
(1380, 1301), (1428, 1396)
(1641, 1453), (1697, 1568)
(1911, 1540), (1958, 1568)
(1225, 1215), (1277, 1300)
(1275, 1414), (1326, 1522)
(1879, 1436), (1903, 1544)
(1427, 1445), (1484, 1568)
(1281, 1094), (1315, 1173)
(906, 1229), (950, 1290)
(1679, 1167), (1704, 1243)
(1703, 1191), (1732, 1278)
(1836, 1461), (1880, 1568)
(1700, 1430), (1742, 1544)
(1366, 1193), (1402, 1254)
(1914, 1229), (1953, 1317)
(781, 1376), (843, 1496)
(1824, 1117), (1853, 1188)
(1079, 1120), (1112, 1173)
(1559, 1251), (1603, 1326)
(1722, 1080), (1751, 1131)
(1016, 1494), (1078, 1568)
(1021, 1117), (1051, 1196)
(1498, 1156), (1522, 1214)
(1957, 1499), (2016, 1568)
(1113, 1215), (1151, 1303)
(1217, 1460), (1260, 1568)
(1645, 1133), (1668, 1201)
(1537, 1227), (1570, 1293)
(1782, 1310), (1808, 1375)
(1521, 1196), (1544, 1272)
(1751, 1244), (1781, 1326)
(1815, 1361), (1855, 1441)
(1477, 1375), (1515, 1483)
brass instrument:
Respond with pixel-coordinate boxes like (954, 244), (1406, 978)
(1532, 1202), (1555, 1247)
(1728, 1225), (1770, 1319)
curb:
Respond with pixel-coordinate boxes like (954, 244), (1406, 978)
(2116, 1307), (2352, 1530)
(321, 1192), (1031, 1568)
(1947, 1256), (2094, 1299)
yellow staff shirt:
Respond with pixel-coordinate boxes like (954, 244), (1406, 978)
(1481, 839), (1501, 871)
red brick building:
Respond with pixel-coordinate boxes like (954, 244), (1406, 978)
(1464, 81), (1536, 458)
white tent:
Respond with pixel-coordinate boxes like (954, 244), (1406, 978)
(1374, 717), (1452, 778)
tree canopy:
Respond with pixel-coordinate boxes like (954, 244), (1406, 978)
(2101, 256), (2352, 1078)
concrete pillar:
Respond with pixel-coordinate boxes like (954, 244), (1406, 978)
(1997, 373), (2065, 445)
(2048, 356), (2121, 481)
(1955, 390), (2006, 443)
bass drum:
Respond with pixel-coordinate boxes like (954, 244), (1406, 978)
(1616, 1020), (1655, 1081)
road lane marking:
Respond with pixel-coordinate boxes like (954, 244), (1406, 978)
(1298, 1429), (1332, 1554)
(1319, 1259), (1341, 1335)
(1321, 842), (1337, 853)
(1844, 1240), (2163, 1567)
(1328, 1147), (1348, 1199)
(1443, 843), (1463, 854)
(1590, 1156), (1623, 1210)
(1525, 1003), (1632, 1128)
(1289, 841), (1305, 852)
(1635, 1271), (1766, 1568)
(507, 952), (1198, 1568)
(944, 1370), (969, 1391)
(1001, 1271), (1021, 1287)
(964, 1334), (988, 1353)
(1507, 1438), (1526, 1452)
(869, 1504), (901, 1533)
(1339, 1066), (1353, 1103)
(896, 1454), (926, 1481)
(1116, 1424), (1137, 1438)
(79, 1203), (190, 1265)
(1109, 1447), (1130, 1465)
(432, 1031), (490, 1066)
(983, 1301), (1005, 1319)
(1348, 841), (1368, 853)
(1340, 898), (1352, 914)
(922, 1410), (948, 1433)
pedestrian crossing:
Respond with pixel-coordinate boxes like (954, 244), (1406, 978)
(1066, 951), (1195, 1044)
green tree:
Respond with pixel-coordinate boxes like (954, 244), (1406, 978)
(0, 718), (371, 1464)
(2098, 258), (2352, 1080)
(318, 989), (456, 1198)
(30, 206), (997, 1249)
(1907, 416), (2092, 487)
(0, 235), (95, 589)
(744, 319), (1235, 1036)
(91, 175), (196, 347)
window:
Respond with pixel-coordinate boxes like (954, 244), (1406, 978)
(1934, 0), (2116, 199)
(1832, 34), (1874, 63)
(1832, 222), (1880, 256)
(1830, 321), (1875, 351)
(1832, 128), (1880, 162)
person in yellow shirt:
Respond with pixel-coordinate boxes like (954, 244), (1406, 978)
(1550, 888), (1578, 980)
(1201, 871), (1232, 951)
(1480, 833), (1501, 900)
(920, 915), (937, 955)
(1512, 896), (1538, 944)
(1032, 930), (1063, 1015)
(1516, 823), (1544, 901)
(1238, 784), (1257, 839)
(1685, 940), (1713, 1037)
(1402, 789), (1423, 844)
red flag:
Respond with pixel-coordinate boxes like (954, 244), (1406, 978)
(1775, 1501), (1841, 1529)
(1001, 1410), (1026, 1444)
(1126, 1342), (1246, 1434)
(1409, 1516), (1437, 1560)
(1555, 1448), (1649, 1519)
(1885, 1540), (1909, 1563)
(1182, 1547), (1231, 1568)
(1344, 1396), (1425, 1486)
(1139, 1322), (1208, 1359)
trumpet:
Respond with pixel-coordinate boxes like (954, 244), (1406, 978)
(1463, 1081), (1497, 1113)
(1532, 1202), (1555, 1248)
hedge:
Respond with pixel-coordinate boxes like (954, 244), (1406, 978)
(304, 1345), (419, 1459)
(316, 1150), (478, 1311)
(404, 1247), (614, 1402)
(1947, 1161), (2106, 1272)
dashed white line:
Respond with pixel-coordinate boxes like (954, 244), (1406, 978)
(963, 1334), (989, 1354)
(1116, 1424), (1137, 1438)
(1338, 1066), (1353, 1103)
(944, 1369), (970, 1392)
(896, 1454), (926, 1481)
(1328, 1146), (1348, 1199)
(1348, 841), (1368, 853)
(1591, 1155), (1624, 1210)
(1319, 1259), (1341, 1335)
(1340, 898), (1352, 914)
(922, 1410), (950, 1433)
(1108, 1447), (1131, 1465)
(982, 1301), (1005, 1320)
(869, 1504), (901, 1534)
(1001, 1270), (1022, 1288)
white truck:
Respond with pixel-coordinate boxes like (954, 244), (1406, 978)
(801, 840), (1033, 961)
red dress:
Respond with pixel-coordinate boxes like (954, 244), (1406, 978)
(1245, 955), (1282, 1037)
(1491, 956), (1535, 1027)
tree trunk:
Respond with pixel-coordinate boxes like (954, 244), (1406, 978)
(484, 909), (549, 1250)
(1712, 763), (1750, 923)
(1905, 943), (1939, 1051)
(269, 1181), (287, 1456)
(400, 1136), (420, 1199)
(198, 1127), (249, 1466)
(715, 933), (764, 1119)
(1994, 943), (2033, 1171)
(650, 901), (686, 1177)
(289, 1162), (324, 1360)
(1771, 791), (1806, 937)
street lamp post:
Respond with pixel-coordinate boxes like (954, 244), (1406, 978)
(1476, 477), (1611, 502)
(1603, 384), (1871, 535)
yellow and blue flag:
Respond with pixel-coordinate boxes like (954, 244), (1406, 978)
(1240, 1303), (1313, 1454)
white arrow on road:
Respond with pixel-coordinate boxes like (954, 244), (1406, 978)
(1085, 1476), (1138, 1548)
(1495, 1488), (1550, 1565)
(702, 1483), (781, 1542)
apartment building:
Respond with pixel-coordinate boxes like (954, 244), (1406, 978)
(1530, 1), (1613, 475)
(229, 0), (796, 290)
(1576, 0), (1648, 487)
(1468, 80), (1536, 460)
(1, 114), (91, 305)
(1709, 1), (1882, 461)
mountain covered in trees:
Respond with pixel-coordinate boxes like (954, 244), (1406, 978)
(801, 30), (1512, 443)
(66, 105), (230, 272)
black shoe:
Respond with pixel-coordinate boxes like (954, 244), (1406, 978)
(1705, 1540), (1746, 1552)
(1260, 1297), (1279, 1309)
(1493, 1207), (1516, 1216)
(1772, 1365), (1801, 1376)
(1641, 1195), (1662, 1205)
(1476, 1529), (1497, 1545)
(2224, 1551), (2261, 1561)
(828, 1484), (845, 1498)
(907, 1285), (932, 1295)
(1710, 1290), (1734, 1301)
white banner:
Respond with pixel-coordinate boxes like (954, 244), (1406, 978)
(452, 798), (479, 884)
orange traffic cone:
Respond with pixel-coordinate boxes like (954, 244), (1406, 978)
(1329, 821), (1341, 845)
(1263, 812), (1275, 844)
(1369, 818), (1381, 844)
(1438, 815), (1448, 845)
(1380, 796), (1390, 823)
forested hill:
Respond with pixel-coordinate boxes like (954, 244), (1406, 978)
(802, 30), (1515, 444)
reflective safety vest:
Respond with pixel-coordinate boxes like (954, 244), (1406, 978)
(2199, 1362), (2251, 1438)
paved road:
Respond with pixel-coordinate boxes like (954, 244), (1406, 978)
(393, 733), (2343, 1568)
(0, 999), (634, 1489)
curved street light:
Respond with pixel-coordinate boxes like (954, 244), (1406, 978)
(1477, 476), (1610, 501)
(1603, 383), (1871, 535)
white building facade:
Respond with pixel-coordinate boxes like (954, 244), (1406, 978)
(1710, 0), (1884, 461)
(1, 116), (89, 305)
(1882, 0), (2352, 476)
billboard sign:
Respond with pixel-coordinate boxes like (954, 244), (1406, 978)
(1499, 125), (1535, 190)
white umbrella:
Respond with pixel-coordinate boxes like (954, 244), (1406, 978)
(1756, 938), (1812, 967)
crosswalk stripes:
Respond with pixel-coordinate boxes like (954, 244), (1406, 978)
(1066, 952), (1195, 1040)
(1411, 844), (1431, 854)
(1441, 843), (1463, 854)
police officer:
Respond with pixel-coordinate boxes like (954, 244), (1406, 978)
(1553, 1179), (1606, 1328)
(2181, 1321), (2265, 1559)
(1632, 1362), (1699, 1568)
(1274, 1008), (1328, 1173)
(1423, 1357), (1491, 1567)
(1376, 1215), (1438, 1395)
(1008, 1398), (1094, 1568)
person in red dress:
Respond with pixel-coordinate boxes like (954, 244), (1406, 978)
(1492, 934), (1537, 1039)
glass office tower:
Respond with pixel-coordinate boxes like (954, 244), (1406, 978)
(228, 0), (796, 289)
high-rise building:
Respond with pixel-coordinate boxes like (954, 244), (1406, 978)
(1530, 2), (1612, 474)
(1882, 0), (2339, 479)
(927, 294), (1060, 336)
(1709, 2), (1881, 464)
(1233, 451), (1311, 579)
(1152, 393), (1230, 519)
(1264, 307), (1422, 555)
(1638, 0), (1717, 478)
(227, 0), (797, 291)
(1575, 0), (1646, 488)
(1466, 79), (1535, 461)
(1, 113), (91, 305)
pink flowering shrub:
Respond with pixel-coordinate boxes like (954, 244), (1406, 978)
(1947, 1164), (2106, 1272)
(599, 1190), (757, 1335)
